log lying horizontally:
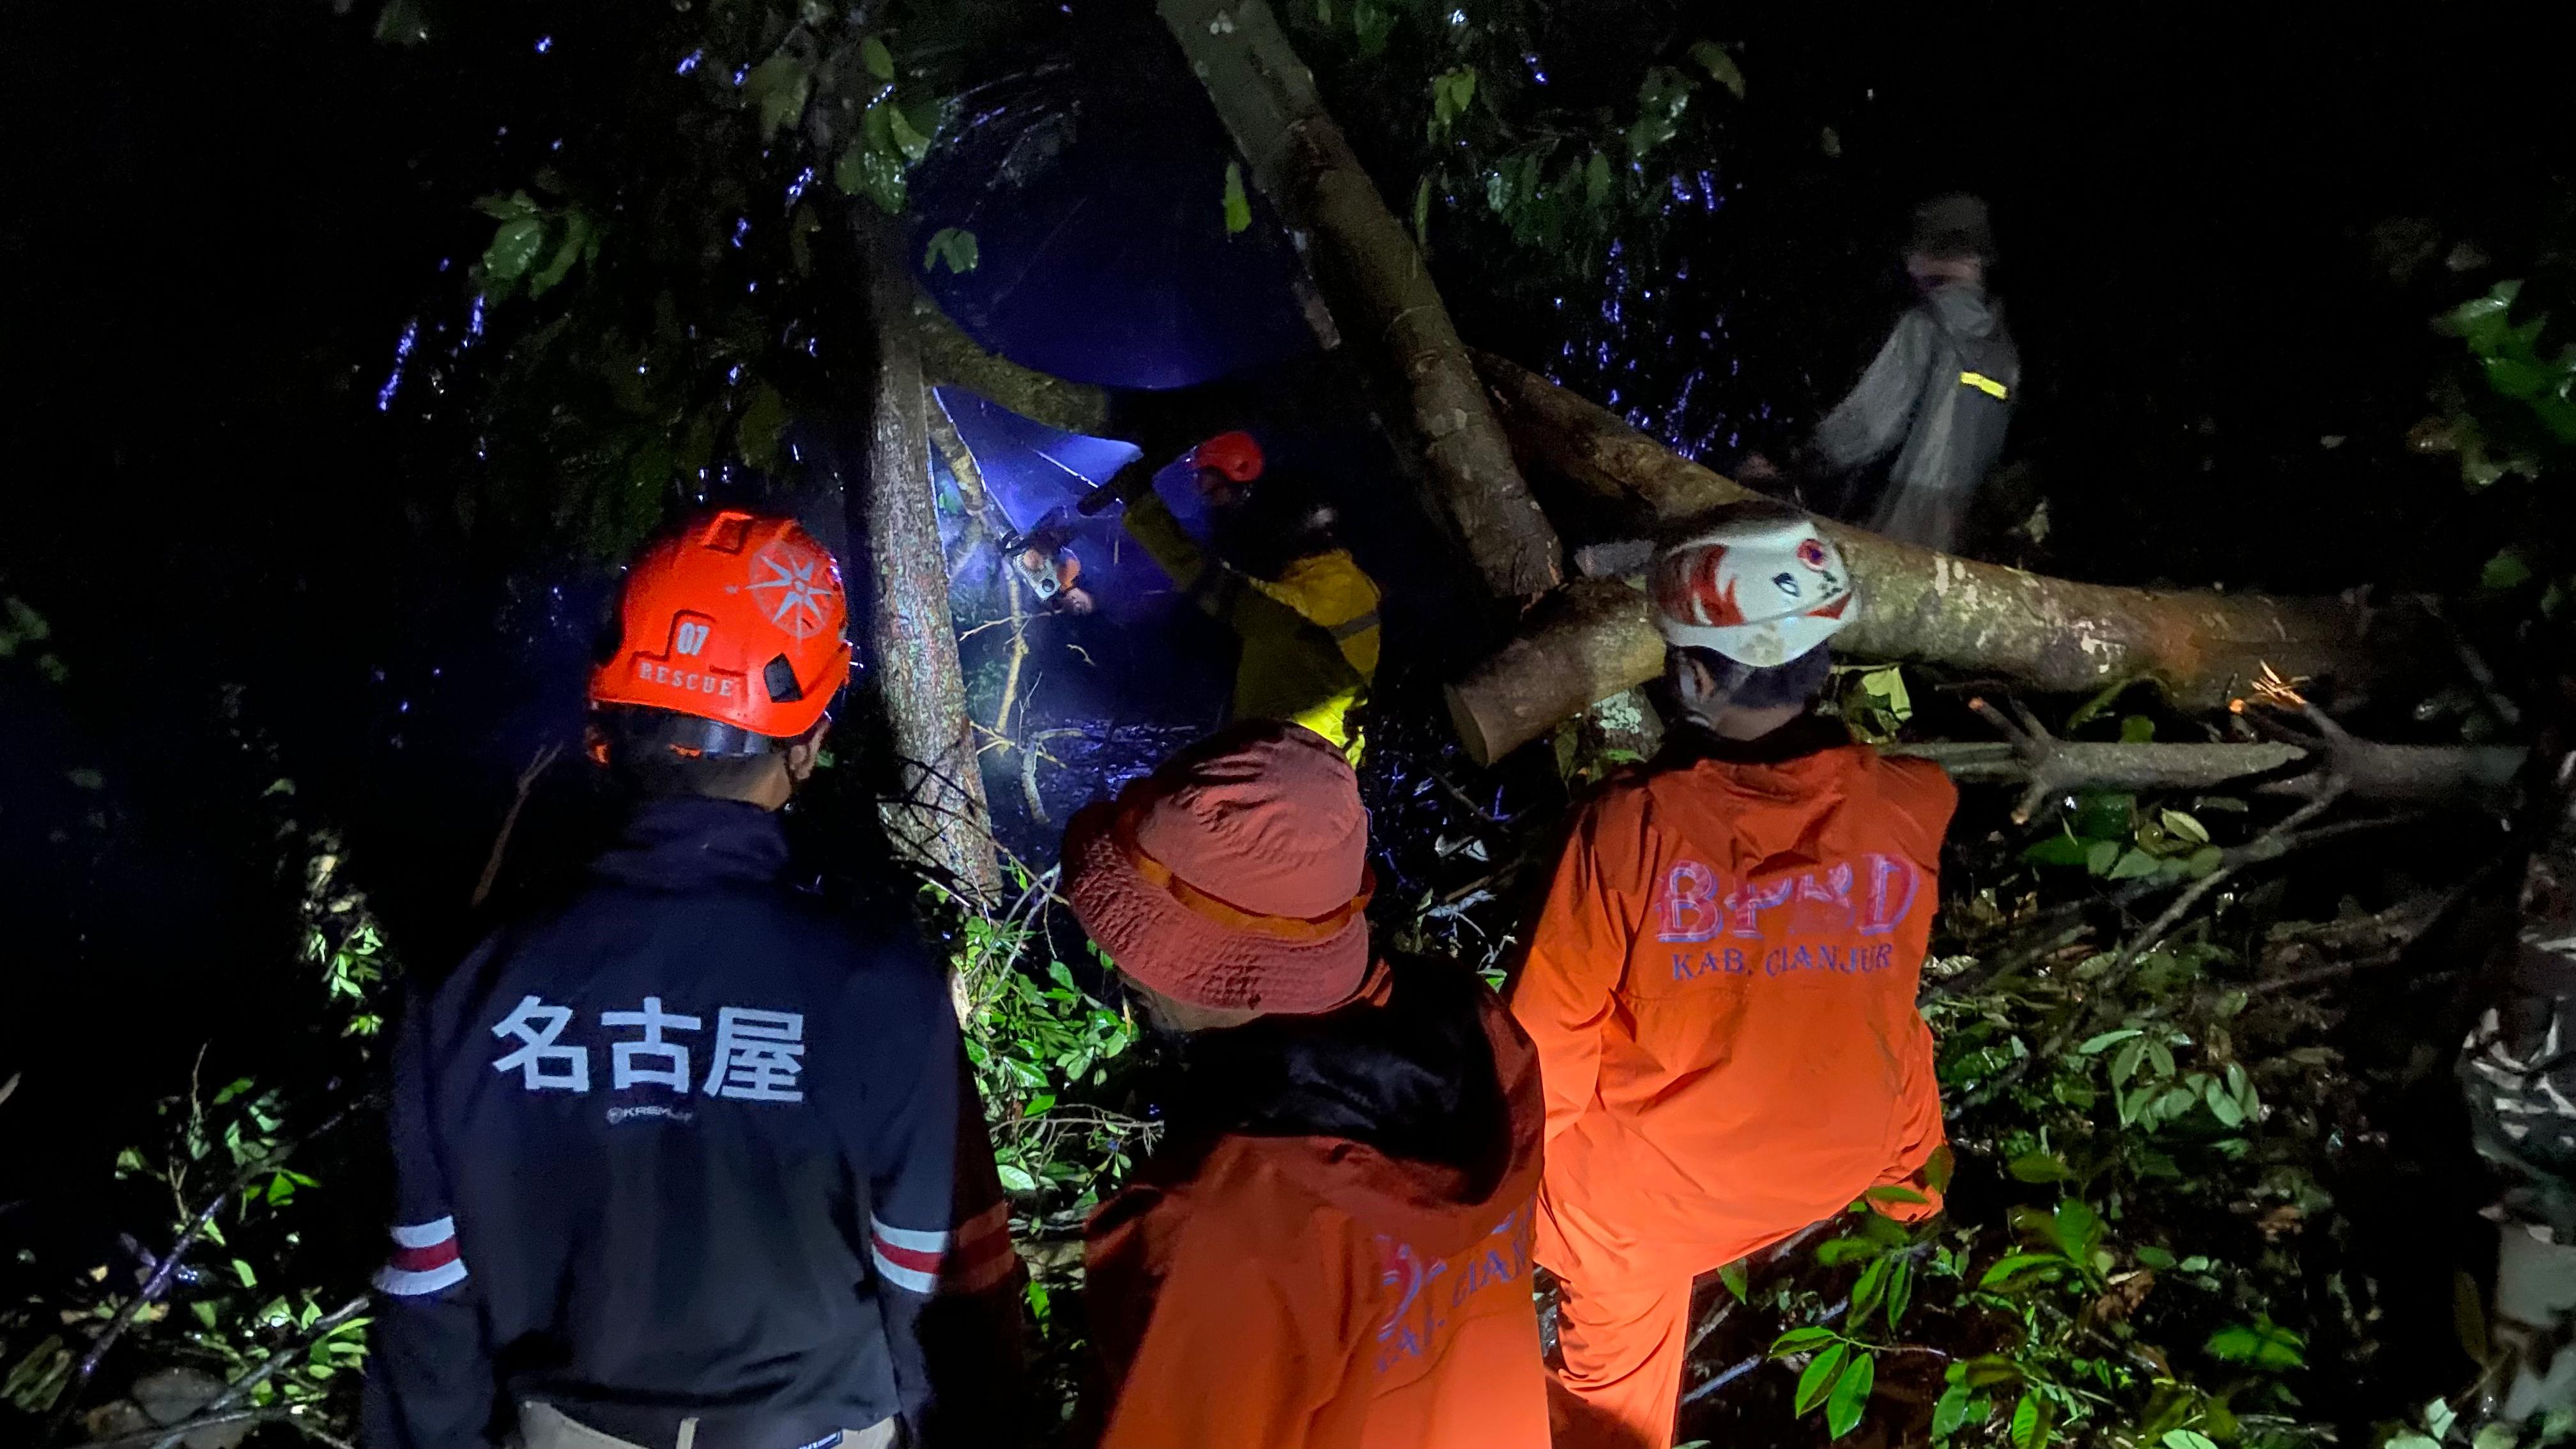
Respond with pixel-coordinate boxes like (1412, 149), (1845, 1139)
(1448, 352), (2407, 763)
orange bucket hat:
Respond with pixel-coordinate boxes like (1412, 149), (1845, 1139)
(1064, 722), (1374, 1015)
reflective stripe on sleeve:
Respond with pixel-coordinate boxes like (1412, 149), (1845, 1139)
(374, 1218), (468, 1297)
(869, 1204), (1016, 1295)
(1959, 371), (2009, 400)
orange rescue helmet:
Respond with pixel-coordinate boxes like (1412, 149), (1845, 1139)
(1190, 431), (1265, 484)
(588, 509), (853, 742)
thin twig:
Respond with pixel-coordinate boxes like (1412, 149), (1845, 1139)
(51, 1103), (367, 1434)
(147, 1297), (369, 1449)
(2110, 785), (2346, 973)
(472, 742), (562, 909)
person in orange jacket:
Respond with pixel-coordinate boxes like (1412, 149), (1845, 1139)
(1064, 721), (1551, 1449)
(1508, 502), (1957, 1449)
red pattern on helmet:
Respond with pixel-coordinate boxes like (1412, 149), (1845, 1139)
(587, 509), (852, 739)
(1653, 542), (1747, 628)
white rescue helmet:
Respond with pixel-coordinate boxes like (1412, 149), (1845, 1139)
(1650, 510), (1859, 667)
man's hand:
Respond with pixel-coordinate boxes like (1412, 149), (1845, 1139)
(1735, 452), (1783, 483)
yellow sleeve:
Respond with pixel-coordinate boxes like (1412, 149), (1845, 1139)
(1119, 491), (1213, 594)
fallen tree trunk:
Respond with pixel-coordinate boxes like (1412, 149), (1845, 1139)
(1451, 352), (2410, 763)
(913, 294), (1110, 438)
(1159, 0), (1563, 599)
(859, 226), (1002, 902)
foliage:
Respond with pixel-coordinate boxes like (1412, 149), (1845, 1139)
(1, 790), (395, 1446)
(1836, 663), (1915, 744)
(0, 592), (70, 685)
(365, 0), (1027, 564)
(948, 884), (1147, 1230)
(1294, 0), (1753, 285)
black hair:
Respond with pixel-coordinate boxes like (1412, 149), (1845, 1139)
(596, 705), (807, 800)
(1670, 642), (1834, 712)
(1211, 465), (1341, 581)
(1908, 193), (1996, 263)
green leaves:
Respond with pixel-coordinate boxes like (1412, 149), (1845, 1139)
(1825, 1351), (1874, 1437)
(746, 57), (813, 138)
(838, 98), (933, 213)
(2162, 1430), (2220, 1449)
(1770, 1326), (1837, 1356)
(1718, 1258), (1749, 1301)
(2438, 279), (2576, 445)
(2006, 1151), (2072, 1183)
(861, 35), (896, 82)
(1428, 66), (1478, 141)
(1931, 1383), (1975, 1439)
(1795, 1343), (1848, 1413)
(2009, 1391), (2053, 1449)
(1979, 1252), (2067, 1292)
(2204, 1317), (2306, 1370)
(471, 191), (597, 299)
(1687, 41), (1745, 100)
(1625, 66), (1696, 158)
(922, 227), (979, 275)
(2485, 546), (2535, 590)
(484, 217), (548, 282)
(1223, 162), (1254, 236)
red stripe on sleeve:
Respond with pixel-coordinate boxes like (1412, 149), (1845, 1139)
(389, 1238), (461, 1275)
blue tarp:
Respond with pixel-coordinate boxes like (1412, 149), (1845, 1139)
(908, 61), (1316, 390)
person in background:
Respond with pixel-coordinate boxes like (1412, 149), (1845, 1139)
(363, 510), (1022, 1449)
(1066, 721), (1549, 1449)
(1086, 432), (1382, 758)
(2459, 768), (2576, 1421)
(1508, 502), (1956, 1449)
(1740, 194), (2020, 554)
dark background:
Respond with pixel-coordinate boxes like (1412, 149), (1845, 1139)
(0, 0), (2559, 1364)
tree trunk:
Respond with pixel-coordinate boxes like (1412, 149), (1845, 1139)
(913, 294), (1111, 438)
(1450, 352), (2411, 763)
(1157, 0), (1563, 599)
(859, 227), (1001, 901)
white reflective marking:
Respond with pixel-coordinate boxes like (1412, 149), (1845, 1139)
(388, 1216), (456, 1249)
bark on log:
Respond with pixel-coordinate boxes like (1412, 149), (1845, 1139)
(860, 227), (1002, 901)
(1158, 0), (1563, 598)
(1451, 351), (2402, 763)
(1889, 739), (2524, 811)
(913, 294), (1110, 438)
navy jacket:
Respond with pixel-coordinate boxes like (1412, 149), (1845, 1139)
(361, 798), (1016, 1449)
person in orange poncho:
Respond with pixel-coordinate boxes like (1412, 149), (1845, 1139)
(1066, 722), (1550, 1449)
(1508, 502), (1957, 1449)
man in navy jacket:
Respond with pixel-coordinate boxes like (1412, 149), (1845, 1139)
(363, 510), (1018, 1449)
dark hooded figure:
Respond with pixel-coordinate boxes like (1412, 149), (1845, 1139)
(1747, 194), (2021, 553)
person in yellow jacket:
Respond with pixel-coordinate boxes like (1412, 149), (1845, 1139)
(1085, 431), (1381, 757)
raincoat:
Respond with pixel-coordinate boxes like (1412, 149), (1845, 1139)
(1809, 281), (2018, 553)
(1508, 721), (1956, 1449)
(1122, 493), (1380, 755)
(1085, 959), (1549, 1449)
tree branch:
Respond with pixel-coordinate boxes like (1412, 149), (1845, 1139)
(145, 1297), (369, 1449)
(1451, 351), (2429, 762)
